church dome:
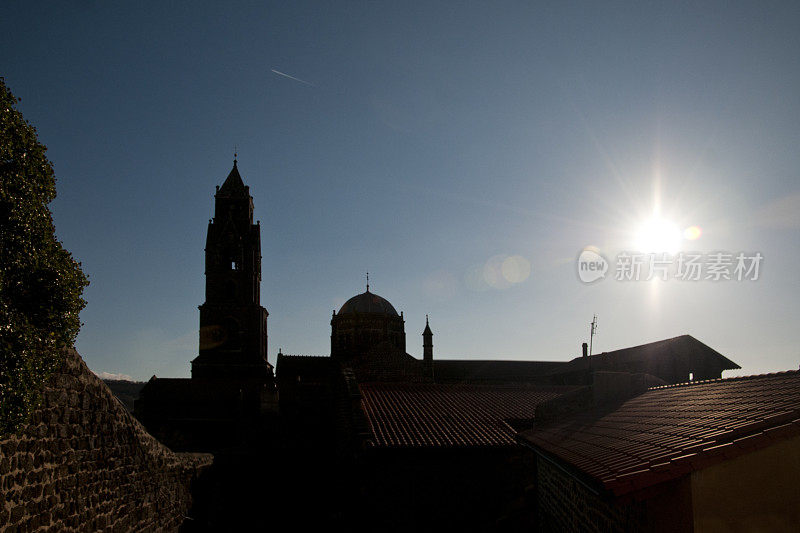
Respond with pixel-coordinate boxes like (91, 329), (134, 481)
(338, 291), (399, 316)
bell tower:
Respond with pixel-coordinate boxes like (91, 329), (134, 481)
(191, 158), (271, 379)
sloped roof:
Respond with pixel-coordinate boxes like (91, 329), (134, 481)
(433, 359), (565, 384)
(519, 370), (800, 496)
(276, 354), (340, 379)
(553, 335), (740, 376)
(360, 383), (578, 448)
(191, 348), (273, 368)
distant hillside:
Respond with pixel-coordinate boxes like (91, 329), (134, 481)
(103, 380), (146, 411)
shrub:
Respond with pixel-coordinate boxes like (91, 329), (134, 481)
(0, 78), (88, 435)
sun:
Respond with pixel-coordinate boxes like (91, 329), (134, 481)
(633, 217), (683, 254)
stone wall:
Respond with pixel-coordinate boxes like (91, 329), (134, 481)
(536, 455), (644, 532)
(0, 348), (212, 532)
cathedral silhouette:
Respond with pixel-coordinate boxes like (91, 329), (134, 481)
(134, 160), (740, 530)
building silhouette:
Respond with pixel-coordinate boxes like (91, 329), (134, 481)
(135, 160), (763, 531)
(193, 159), (270, 380)
(135, 160), (276, 452)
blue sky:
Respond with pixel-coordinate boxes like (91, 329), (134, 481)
(3, 1), (799, 380)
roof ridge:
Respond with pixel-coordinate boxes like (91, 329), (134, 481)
(594, 334), (690, 356)
(649, 368), (800, 390)
(434, 358), (564, 363)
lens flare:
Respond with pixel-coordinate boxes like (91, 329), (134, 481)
(484, 255), (512, 289)
(501, 255), (531, 284)
(467, 254), (532, 291)
(684, 225), (702, 240)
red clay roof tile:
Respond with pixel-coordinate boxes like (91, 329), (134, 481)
(360, 383), (578, 448)
(519, 370), (800, 495)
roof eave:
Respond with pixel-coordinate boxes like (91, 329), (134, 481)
(516, 433), (607, 496)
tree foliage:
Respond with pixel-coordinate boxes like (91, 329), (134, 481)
(0, 78), (88, 435)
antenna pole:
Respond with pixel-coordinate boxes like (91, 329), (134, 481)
(589, 314), (598, 356)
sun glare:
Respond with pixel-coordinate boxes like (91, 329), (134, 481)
(633, 218), (683, 253)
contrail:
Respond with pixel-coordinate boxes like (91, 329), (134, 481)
(270, 68), (315, 87)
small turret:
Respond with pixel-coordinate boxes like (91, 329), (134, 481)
(423, 315), (433, 367)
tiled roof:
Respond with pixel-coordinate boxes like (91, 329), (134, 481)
(519, 371), (800, 496)
(360, 383), (577, 448)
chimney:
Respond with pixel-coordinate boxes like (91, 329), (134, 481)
(582, 342), (588, 358)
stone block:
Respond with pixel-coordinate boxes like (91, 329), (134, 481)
(9, 504), (25, 523)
